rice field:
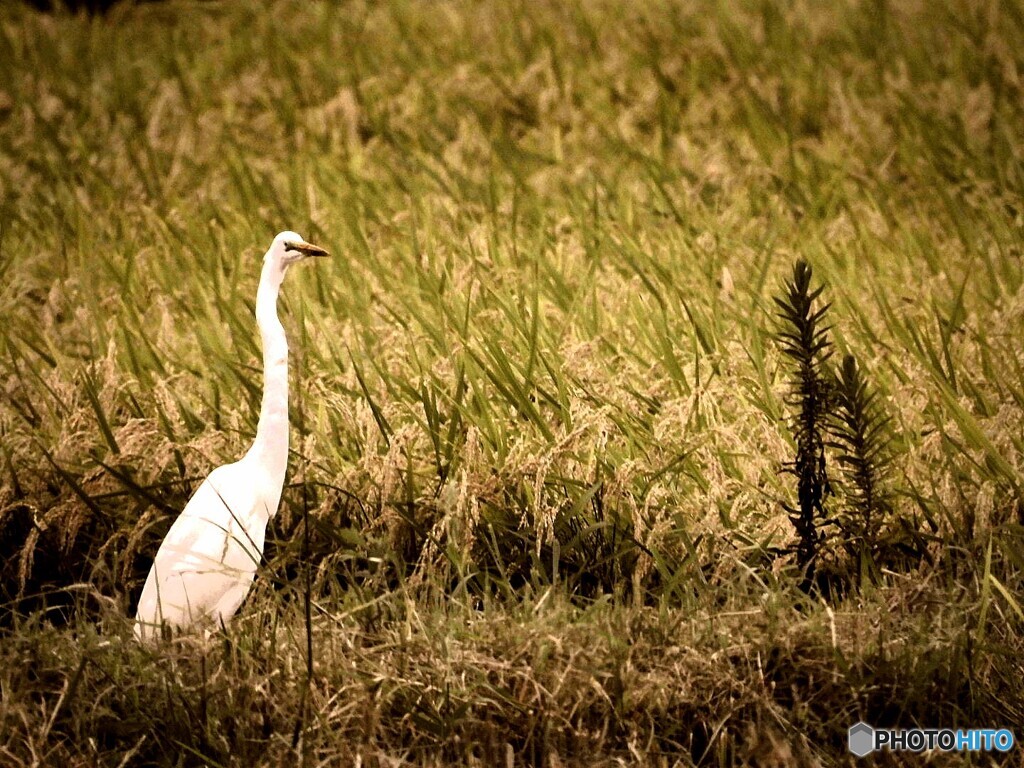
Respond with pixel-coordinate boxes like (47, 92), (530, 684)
(0, 0), (1022, 764)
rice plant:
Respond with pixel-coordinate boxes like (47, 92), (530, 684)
(1, 0), (1023, 763)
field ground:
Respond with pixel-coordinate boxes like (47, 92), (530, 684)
(1, 0), (1023, 764)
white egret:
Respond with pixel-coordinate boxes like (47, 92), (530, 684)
(134, 231), (328, 641)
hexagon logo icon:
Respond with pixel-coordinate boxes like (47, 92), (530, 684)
(848, 722), (875, 757)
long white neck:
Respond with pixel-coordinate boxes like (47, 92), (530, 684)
(246, 258), (289, 496)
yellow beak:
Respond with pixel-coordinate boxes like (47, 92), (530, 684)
(288, 240), (330, 258)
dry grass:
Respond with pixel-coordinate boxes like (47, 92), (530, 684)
(2, 578), (1020, 766)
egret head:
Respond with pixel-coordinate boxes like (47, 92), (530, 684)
(265, 231), (330, 269)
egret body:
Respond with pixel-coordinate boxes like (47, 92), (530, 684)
(134, 231), (328, 641)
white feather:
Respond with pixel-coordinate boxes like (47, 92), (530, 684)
(133, 232), (327, 641)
